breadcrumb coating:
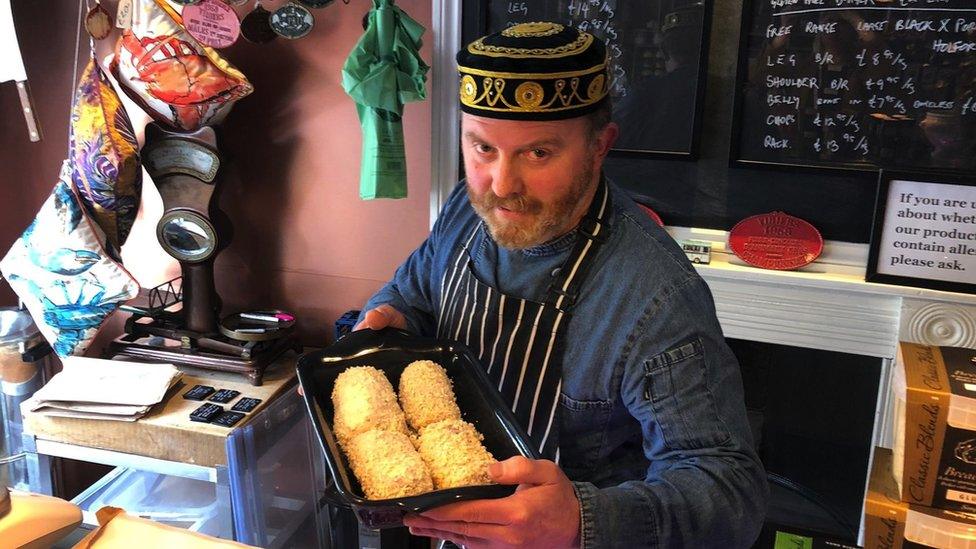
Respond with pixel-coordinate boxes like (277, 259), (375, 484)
(345, 430), (434, 499)
(332, 366), (409, 448)
(417, 419), (495, 489)
(399, 360), (462, 431)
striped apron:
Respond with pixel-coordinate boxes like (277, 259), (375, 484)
(435, 181), (611, 460)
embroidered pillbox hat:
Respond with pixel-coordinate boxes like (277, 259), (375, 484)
(456, 22), (609, 121)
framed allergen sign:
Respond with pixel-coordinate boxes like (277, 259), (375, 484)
(867, 170), (976, 294)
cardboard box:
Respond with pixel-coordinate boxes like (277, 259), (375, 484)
(865, 447), (976, 549)
(893, 342), (976, 512)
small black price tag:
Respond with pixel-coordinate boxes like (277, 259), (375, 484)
(209, 389), (241, 404)
(190, 403), (223, 422)
(183, 385), (215, 401)
(231, 397), (262, 413)
(211, 411), (246, 428)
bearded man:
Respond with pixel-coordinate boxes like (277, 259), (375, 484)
(356, 22), (767, 549)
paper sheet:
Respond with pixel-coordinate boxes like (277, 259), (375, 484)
(25, 357), (182, 421)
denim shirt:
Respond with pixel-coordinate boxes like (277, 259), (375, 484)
(363, 180), (768, 548)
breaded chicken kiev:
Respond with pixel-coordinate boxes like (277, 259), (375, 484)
(417, 419), (495, 489)
(399, 360), (462, 431)
(332, 366), (409, 448)
(345, 430), (434, 499)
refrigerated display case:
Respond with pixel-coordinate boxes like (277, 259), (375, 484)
(21, 358), (327, 547)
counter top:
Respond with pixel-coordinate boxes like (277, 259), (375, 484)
(23, 352), (299, 469)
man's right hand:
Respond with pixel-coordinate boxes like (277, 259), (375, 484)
(353, 304), (408, 332)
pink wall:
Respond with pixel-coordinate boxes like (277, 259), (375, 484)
(0, 0), (433, 346)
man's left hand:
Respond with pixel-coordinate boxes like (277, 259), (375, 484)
(404, 456), (581, 549)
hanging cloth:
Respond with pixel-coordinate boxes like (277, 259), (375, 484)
(341, 0), (428, 200)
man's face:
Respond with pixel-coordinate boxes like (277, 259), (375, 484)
(461, 113), (614, 249)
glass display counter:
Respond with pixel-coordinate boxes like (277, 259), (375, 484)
(20, 354), (326, 547)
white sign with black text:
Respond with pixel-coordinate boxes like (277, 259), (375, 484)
(876, 179), (976, 286)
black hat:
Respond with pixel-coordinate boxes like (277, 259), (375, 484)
(456, 22), (609, 121)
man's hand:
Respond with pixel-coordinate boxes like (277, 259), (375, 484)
(353, 304), (407, 331)
(298, 305), (408, 396)
(404, 456), (581, 549)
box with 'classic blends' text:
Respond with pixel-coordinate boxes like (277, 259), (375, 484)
(865, 447), (976, 549)
(892, 342), (976, 512)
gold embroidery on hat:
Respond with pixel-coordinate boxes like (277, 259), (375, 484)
(467, 32), (593, 59)
(457, 63), (606, 81)
(459, 73), (606, 113)
(460, 75), (478, 103)
(490, 79), (506, 106)
(515, 81), (544, 108)
(501, 22), (563, 38)
(555, 78), (580, 107)
(587, 74), (606, 101)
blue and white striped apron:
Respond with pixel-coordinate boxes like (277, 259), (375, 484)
(435, 181), (611, 461)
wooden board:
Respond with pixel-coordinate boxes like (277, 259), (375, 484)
(23, 352), (299, 468)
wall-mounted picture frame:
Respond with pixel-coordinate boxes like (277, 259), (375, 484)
(729, 0), (976, 175)
(462, 1), (713, 160)
(867, 170), (976, 295)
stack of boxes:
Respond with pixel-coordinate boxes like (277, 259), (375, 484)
(864, 342), (976, 548)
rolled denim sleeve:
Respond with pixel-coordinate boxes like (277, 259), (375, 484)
(573, 277), (768, 548)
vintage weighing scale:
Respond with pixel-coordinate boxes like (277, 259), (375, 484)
(109, 124), (300, 385)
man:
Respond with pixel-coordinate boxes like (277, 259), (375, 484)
(356, 22), (767, 548)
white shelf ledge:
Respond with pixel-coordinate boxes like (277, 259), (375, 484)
(666, 226), (976, 359)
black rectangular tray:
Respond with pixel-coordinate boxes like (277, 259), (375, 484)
(297, 327), (538, 529)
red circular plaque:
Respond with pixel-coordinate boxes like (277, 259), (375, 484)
(728, 211), (823, 270)
(183, 0), (240, 49)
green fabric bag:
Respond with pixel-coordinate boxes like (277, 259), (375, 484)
(342, 0), (428, 199)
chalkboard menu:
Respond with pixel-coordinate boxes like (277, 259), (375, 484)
(469, 1), (712, 157)
(732, 0), (976, 173)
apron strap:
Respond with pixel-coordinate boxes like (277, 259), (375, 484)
(544, 179), (612, 314)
